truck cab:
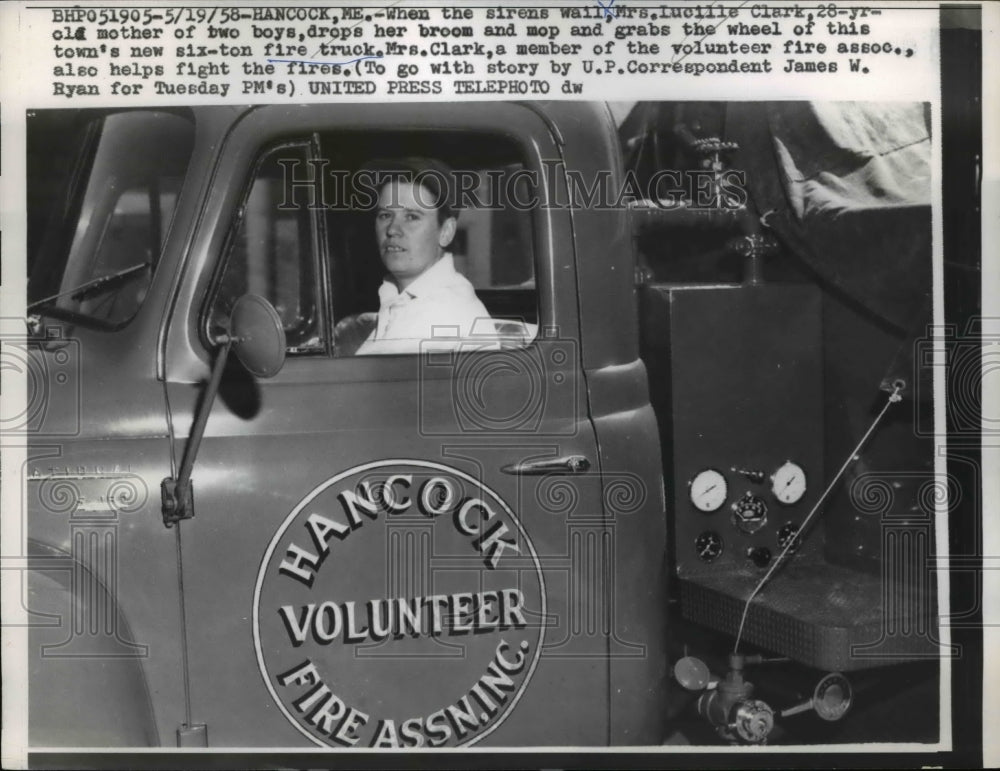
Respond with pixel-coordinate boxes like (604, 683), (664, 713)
(23, 100), (937, 748)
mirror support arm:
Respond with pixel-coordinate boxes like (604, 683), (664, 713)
(160, 293), (285, 528)
(161, 338), (233, 527)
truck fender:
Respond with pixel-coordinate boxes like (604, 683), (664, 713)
(27, 539), (158, 747)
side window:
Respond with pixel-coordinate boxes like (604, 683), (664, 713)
(451, 163), (536, 324)
(208, 142), (325, 354)
(321, 133), (539, 357)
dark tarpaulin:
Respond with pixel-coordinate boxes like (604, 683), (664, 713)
(727, 101), (933, 336)
(723, 102), (936, 576)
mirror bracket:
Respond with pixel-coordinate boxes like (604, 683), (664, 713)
(160, 294), (286, 528)
(161, 477), (195, 527)
(161, 337), (231, 528)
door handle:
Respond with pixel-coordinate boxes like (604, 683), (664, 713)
(501, 455), (592, 476)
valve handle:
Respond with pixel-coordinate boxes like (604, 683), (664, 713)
(779, 672), (853, 721)
(674, 656), (712, 692)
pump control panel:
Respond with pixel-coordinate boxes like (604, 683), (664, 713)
(643, 282), (824, 579)
(642, 281), (936, 672)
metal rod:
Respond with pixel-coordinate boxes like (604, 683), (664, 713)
(175, 340), (231, 500)
(734, 385), (904, 653)
(174, 524), (193, 728)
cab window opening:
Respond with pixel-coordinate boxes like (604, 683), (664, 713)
(205, 129), (541, 360)
(318, 130), (539, 357)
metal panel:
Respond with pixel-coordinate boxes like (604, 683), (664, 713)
(643, 281), (937, 670)
(646, 283), (825, 579)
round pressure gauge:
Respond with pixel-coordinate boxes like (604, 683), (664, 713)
(689, 469), (728, 513)
(771, 461), (807, 505)
(695, 530), (724, 562)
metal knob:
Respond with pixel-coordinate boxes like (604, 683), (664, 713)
(746, 547), (772, 568)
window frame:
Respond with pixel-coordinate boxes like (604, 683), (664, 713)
(201, 135), (332, 357)
(180, 102), (575, 380)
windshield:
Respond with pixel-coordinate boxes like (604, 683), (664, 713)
(28, 110), (195, 329)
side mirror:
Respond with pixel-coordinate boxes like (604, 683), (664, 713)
(229, 293), (286, 378)
(162, 294), (285, 526)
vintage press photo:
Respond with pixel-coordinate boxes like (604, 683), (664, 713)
(0, 0), (991, 768)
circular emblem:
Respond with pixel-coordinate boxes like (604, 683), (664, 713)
(253, 460), (545, 748)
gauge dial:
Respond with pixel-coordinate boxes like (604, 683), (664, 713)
(731, 492), (768, 534)
(771, 461), (807, 505)
(689, 469), (728, 512)
(777, 522), (800, 551)
(695, 530), (724, 562)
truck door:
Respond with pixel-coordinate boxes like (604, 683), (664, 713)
(162, 104), (610, 747)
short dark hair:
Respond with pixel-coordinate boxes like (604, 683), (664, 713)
(363, 156), (457, 223)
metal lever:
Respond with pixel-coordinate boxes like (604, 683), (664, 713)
(780, 672), (852, 721)
(501, 455), (591, 476)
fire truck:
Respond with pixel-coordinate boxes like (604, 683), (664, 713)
(21, 101), (940, 748)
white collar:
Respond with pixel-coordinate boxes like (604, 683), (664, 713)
(378, 252), (457, 304)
